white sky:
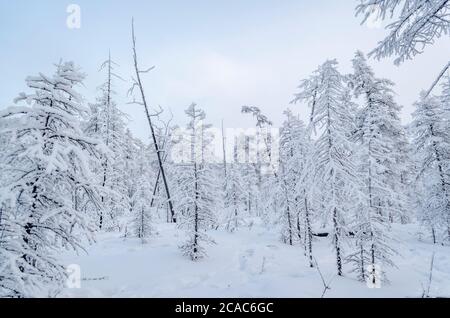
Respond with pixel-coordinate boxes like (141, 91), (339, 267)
(1, 0), (449, 141)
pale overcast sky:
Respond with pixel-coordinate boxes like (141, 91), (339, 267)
(1, 0), (449, 140)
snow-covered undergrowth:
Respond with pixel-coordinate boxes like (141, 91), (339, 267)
(60, 218), (450, 298)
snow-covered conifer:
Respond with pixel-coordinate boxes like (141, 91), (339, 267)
(178, 104), (218, 260)
(347, 52), (402, 282)
(356, 0), (450, 65)
(293, 60), (358, 276)
(224, 163), (247, 233)
(87, 54), (128, 231)
(411, 91), (450, 243)
(130, 146), (155, 242)
(0, 62), (101, 297)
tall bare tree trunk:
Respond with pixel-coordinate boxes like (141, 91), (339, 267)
(131, 19), (176, 223)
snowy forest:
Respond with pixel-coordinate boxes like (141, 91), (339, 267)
(1, 0), (450, 298)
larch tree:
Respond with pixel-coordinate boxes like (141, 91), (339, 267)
(292, 60), (358, 276)
(411, 89), (450, 243)
(130, 144), (155, 243)
(356, 0), (450, 95)
(87, 53), (128, 231)
(122, 129), (141, 218)
(178, 104), (218, 261)
(232, 133), (260, 218)
(241, 106), (281, 227)
(349, 51), (408, 223)
(347, 52), (401, 283)
(289, 117), (316, 268)
(279, 109), (308, 246)
(281, 110), (316, 248)
(224, 161), (247, 233)
(0, 62), (101, 297)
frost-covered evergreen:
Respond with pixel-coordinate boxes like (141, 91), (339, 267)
(86, 54), (129, 231)
(411, 90), (450, 243)
(131, 146), (155, 243)
(356, 0), (450, 65)
(278, 110), (308, 245)
(224, 162), (247, 233)
(347, 52), (401, 282)
(241, 106), (280, 227)
(351, 53), (410, 224)
(356, 1), (450, 97)
(122, 129), (141, 216)
(178, 104), (218, 260)
(232, 133), (260, 218)
(292, 124), (316, 267)
(0, 62), (101, 297)
(293, 60), (358, 276)
(1, 14), (447, 296)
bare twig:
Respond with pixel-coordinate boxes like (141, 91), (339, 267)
(313, 257), (335, 298)
(139, 66), (156, 74)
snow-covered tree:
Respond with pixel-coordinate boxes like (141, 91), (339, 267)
(349, 51), (409, 223)
(346, 52), (401, 282)
(356, 0), (450, 65)
(293, 60), (358, 276)
(0, 62), (101, 297)
(87, 54), (128, 231)
(356, 0), (450, 95)
(240, 106), (280, 226)
(230, 133), (260, 218)
(278, 109), (310, 246)
(224, 162), (247, 233)
(130, 20), (176, 223)
(121, 129), (141, 216)
(178, 104), (218, 260)
(130, 146), (155, 243)
(411, 91), (450, 243)
(288, 120), (316, 268)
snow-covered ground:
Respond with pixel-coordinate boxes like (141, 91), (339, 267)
(60, 218), (450, 298)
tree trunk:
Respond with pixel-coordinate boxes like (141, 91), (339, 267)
(431, 124), (450, 241)
(333, 207), (343, 276)
(193, 162), (199, 256)
(296, 211), (302, 242)
(359, 241), (365, 282)
(305, 196), (314, 268)
(132, 20), (176, 223)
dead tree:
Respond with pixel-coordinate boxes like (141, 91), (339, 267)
(130, 19), (176, 223)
